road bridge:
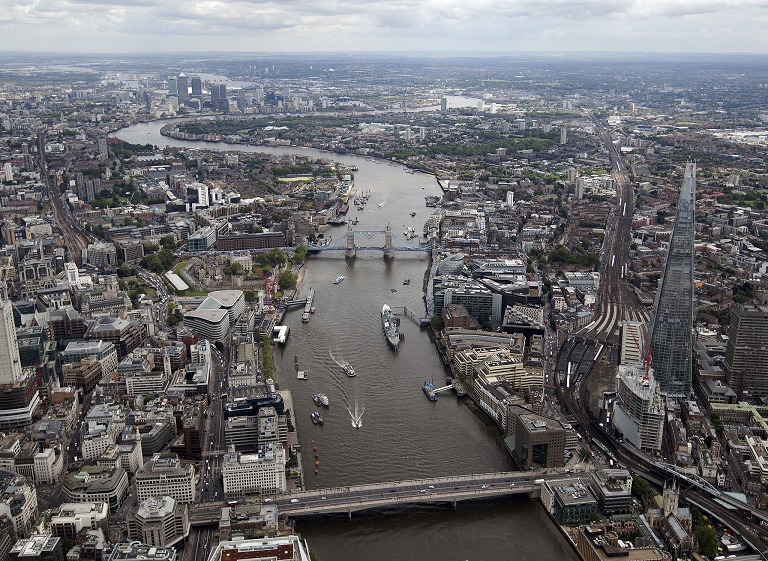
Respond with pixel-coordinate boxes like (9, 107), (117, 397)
(189, 471), (559, 525)
(308, 225), (438, 258)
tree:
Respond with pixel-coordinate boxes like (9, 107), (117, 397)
(695, 524), (718, 557)
(293, 244), (307, 264)
(431, 315), (445, 332)
(632, 475), (650, 498)
(279, 269), (298, 290)
(160, 235), (177, 250)
(244, 291), (257, 302)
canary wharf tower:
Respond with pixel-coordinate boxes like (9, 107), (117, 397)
(649, 163), (696, 398)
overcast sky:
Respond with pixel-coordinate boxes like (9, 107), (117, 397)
(1, 0), (767, 54)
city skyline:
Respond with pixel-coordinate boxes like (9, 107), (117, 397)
(1, 0), (768, 54)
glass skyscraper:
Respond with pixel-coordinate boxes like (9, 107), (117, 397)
(649, 163), (696, 397)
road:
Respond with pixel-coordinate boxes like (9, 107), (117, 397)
(188, 470), (577, 524)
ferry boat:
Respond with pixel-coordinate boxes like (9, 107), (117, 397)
(381, 304), (400, 351)
(311, 412), (324, 425)
(301, 311), (310, 322)
(422, 380), (438, 401)
(333, 276), (346, 284)
(312, 394), (330, 407)
(342, 361), (356, 377)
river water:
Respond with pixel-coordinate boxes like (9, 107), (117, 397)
(112, 123), (578, 561)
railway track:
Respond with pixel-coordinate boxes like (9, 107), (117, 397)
(38, 132), (92, 265)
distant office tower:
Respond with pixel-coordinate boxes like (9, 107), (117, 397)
(3, 162), (12, 182)
(191, 76), (202, 98)
(649, 163), (696, 397)
(211, 84), (228, 112)
(726, 303), (768, 399)
(560, 126), (568, 145)
(167, 76), (178, 96)
(440, 97), (448, 112)
(98, 138), (108, 159)
(177, 73), (188, 104)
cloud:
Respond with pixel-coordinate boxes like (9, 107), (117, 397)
(0, 0), (767, 52)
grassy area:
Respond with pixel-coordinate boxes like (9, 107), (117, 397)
(277, 176), (313, 182)
(261, 336), (274, 380)
(180, 290), (210, 297)
(173, 260), (189, 276)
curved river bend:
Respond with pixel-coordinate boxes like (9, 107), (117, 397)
(113, 123), (578, 561)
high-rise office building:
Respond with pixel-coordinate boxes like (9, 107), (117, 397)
(726, 303), (768, 399)
(167, 76), (178, 96)
(0, 297), (23, 387)
(649, 163), (696, 397)
(0, 295), (41, 428)
(211, 84), (228, 112)
(191, 76), (202, 98)
(176, 73), (188, 104)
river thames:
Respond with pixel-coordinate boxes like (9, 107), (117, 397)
(113, 121), (579, 561)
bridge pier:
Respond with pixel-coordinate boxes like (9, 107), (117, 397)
(345, 226), (356, 259)
(347, 509), (352, 521)
(383, 224), (394, 259)
(451, 499), (457, 510)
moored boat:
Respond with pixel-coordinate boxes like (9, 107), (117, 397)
(381, 304), (400, 351)
(422, 380), (438, 401)
(317, 393), (330, 407)
(311, 411), (324, 425)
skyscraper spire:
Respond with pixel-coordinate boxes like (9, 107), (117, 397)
(649, 163), (696, 397)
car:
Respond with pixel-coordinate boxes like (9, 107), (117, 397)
(290, 498), (299, 503)
(264, 498), (273, 502)
(481, 485), (487, 489)
(428, 485), (434, 489)
(320, 496), (327, 500)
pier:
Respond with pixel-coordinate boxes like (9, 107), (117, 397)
(402, 305), (431, 327)
(301, 287), (315, 322)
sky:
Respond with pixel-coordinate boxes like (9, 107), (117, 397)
(1, 0), (767, 54)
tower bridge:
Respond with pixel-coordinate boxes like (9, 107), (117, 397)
(307, 225), (439, 258)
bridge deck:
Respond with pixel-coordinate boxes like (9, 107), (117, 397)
(190, 471), (551, 525)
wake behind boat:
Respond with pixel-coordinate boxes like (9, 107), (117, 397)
(381, 304), (400, 351)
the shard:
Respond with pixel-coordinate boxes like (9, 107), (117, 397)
(649, 163), (696, 397)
